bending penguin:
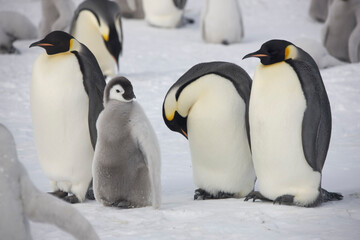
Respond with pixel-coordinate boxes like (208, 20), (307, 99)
(243, 39), (343, 207)
(201, 0), (244, 45)
(115, 0), (145, 19)
(30, 31), (106, 203)
(0, 124), (99, 240)
(163, 61), (255, 200)
(322, 0), (360, 63)
(143, 0), (189, 28)
(93, 76), (161, 209)
(70, 0), (123, 78)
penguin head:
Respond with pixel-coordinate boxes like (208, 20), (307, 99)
(105, 76), (136, 103)
(163, 86), (188, 139)
(243, 39), (298, 65)
(29, 31), (80, 55)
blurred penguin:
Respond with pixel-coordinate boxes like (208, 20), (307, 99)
(323, 0), (360, 63)
(201, 0), (244, 45)
(0, 124), (99, 240)
(143, 0), (189, 28)
(309, 0), (333, 22)
(0, 11), (37, 54)
(115, 0), (144, 19)
(70, 0), (123, 78)
(39, 0), (75, 38)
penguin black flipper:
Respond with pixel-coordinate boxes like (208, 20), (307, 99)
(163, 61), (252, 145)
(286, 49), (331, 173)
(72, 44), (106, 149)
(173, 0), (187, 10)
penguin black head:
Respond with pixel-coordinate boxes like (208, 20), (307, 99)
(29, 31), (77, 55)
(105, 76), (136, 103)
(243, 39), (298, 65)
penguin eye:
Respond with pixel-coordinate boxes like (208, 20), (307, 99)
(116, 89), (120, 93)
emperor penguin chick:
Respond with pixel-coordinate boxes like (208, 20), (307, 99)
(163, 61), (255, 200)
(70, 0), (123, 77)
(93, 77), (161, 209)
(243, 39), (343, 207)
(30, 31), (106, 204)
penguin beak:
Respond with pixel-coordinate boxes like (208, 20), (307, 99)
(29, 40), (54, 48)
(242, 50), (268, 59)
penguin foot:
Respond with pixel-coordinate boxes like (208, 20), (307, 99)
(113, 200), (135, 209)
(194, 188), (234, 200)
(221, 40), (230, 46)
(49, 190), (68, 199)
(244, 191), (271, 202)
(63, 195), (80, 204)
(321, 188), (343, 202)
(185, 17), (195, 24)
(273, 195), (294, 205)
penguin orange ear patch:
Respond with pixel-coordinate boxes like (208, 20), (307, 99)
(285, 45), (298, 60)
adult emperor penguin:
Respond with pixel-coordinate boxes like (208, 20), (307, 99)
(0, 124), (99, 240)
(163, 61), (255, 200)
(143, 0), (188, 28)
(201, 0), (244, 45)
(243, 39), (343, 207)
(93, 76), (161, 208)
(30, 31), (106, 203)
(70, 0), (123, 77)
(323, 0), (360, 63)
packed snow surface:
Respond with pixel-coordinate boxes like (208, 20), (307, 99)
(0, 0), (359, 239)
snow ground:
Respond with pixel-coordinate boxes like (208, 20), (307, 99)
(0, 0), (360, 239)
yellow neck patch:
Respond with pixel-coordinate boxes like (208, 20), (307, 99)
(285, 45), (298, 60)
(69, 38), (74, 51)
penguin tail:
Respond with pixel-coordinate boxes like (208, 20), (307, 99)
(321, 188), (343, 202)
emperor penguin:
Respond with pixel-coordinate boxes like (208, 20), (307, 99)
(0, 124), (99, 240)
(30, 31), (106, 203)
(70, 0), (123, 78)
(163, 61), (255, 200)
(93, 76), (161, 209)
(322, 0), (360, 63)
(143, 0), (188, 28)
(243, 39), (343, 207)
(201, 0), (244, 45)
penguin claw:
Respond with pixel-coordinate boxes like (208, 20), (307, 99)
(273, 195), (294, 205)
(244, 191), (271, 202)
(114, 200), (135, 209)
(63, 195), (80, 204)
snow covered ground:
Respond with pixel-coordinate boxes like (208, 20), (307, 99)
(1, 0), (360, 239)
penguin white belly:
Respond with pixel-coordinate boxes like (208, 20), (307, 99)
(250, 63), (321, 204)
(203, 0), (243, 44)
(72, 11), (117, 77)
(31, 53), (94, 198)
(186, 75), (255, 196)
(143, 0), (182, 28)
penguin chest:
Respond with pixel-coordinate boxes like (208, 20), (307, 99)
(31, 53), (93, 181)
(143, 0), (182, 28)
(72, 11), (117, 76)
(249, 63), (321, 200)
(186, 75), (254, 194)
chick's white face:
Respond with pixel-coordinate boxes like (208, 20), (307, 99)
(109, 84), (132, 102)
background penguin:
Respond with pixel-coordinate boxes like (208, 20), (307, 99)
(39, 0), (75, 38)
(322, 0), (360, 63)
(201, 0), (244, 45)
(143, 0), (189, 28)
(162, 61), (255, 200)
(115, 0), (145, 19)
(70, 0), (123, 78)
(309, 0), (333, 22)
(93, 76), (161, 209)
(0, 124), (99, 240)
(0, 11), (38, 54)
(243, 39), (343, 207)
(30, 31), (106, 203)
